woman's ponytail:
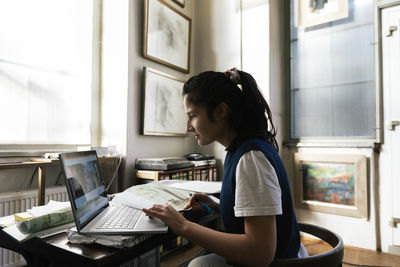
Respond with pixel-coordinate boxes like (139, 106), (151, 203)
(236, 70), (278, 151)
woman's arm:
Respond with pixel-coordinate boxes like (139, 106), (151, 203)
(143, 204), (276, 267)
(183, 215), (276, 266)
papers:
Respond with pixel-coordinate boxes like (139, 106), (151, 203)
(27, 200), (71, 216)
(165, 181), (222, 194)
(0, 215), (16, 228)
(16, 208), (73, 234)
(2, 222), (75, 242)
(112, 192), (155, 210)
(1, 201), (74, 242)
(67, 228), (153, 248)
(14, 212), (35, 221)
(15, 200), (73, 234)
(112, 181), (192, 211)
(112, 180), (221, 211)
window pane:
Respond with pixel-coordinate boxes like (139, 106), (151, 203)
(290, 0), (375, 139)
(332, 82), (375, 137)
(242, 0), (269, 100)
(291, 86), (333, 137)
(0, 0), (93, 144)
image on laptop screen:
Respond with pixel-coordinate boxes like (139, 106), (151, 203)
(61, 151), (108, 226)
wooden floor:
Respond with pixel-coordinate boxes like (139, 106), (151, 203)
(303, 237), (400, 267)
(161, 237), (400, 267)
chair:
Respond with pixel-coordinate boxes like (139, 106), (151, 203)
(179, 222), (344, 267)
(270, 222), (344, 267)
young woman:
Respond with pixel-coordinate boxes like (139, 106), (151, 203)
(143, 68), (302, 266)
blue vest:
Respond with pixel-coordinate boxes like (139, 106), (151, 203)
(220, 138), (300, 258)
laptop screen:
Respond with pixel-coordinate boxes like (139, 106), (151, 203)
(60, 151), (108, 227)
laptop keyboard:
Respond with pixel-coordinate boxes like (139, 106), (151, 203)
(96, 205), (142, 229)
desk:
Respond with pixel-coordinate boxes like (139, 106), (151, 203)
(0, 213), (217, 267)
(0, 156), (119, 205)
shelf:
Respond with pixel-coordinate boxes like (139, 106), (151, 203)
(0, 156), (119, 205)
(136, 164), (218, 182)
(0, 160), (56, 170)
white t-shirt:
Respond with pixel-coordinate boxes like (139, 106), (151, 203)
(233, 150), (308, 257)
(234, 150), (282, 217)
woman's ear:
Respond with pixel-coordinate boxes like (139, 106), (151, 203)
(213, 102), (229, 121)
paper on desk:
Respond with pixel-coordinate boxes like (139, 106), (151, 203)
(13, 201), (73, 234)
(27, 200), (71, 216)
(16, 208), (73, 234)
(165, 181), (222, 194)
(112, 182), (192, 211)
(0, 200), (74, 241)
(67, 228), (153, 248)
(0, 215), (16, 228)
(112, 191), (154, 210)
(2, 222), (75, 242)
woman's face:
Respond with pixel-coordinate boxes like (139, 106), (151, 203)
(184, 95), (223, 146)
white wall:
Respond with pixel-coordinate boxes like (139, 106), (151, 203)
(269, 0), (288, 151)
(100, 0), (198, 189)
(191, 0), (242, 173)
(192, 0), (271, 174)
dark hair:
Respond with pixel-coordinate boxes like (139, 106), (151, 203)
(183, 69), (278, 151)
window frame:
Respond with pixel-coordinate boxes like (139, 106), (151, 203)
(286, 0), (381, 148)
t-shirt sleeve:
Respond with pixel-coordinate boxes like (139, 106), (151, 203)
(234, 150), (282, 217)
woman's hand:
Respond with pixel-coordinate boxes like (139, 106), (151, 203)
(142, 204), (187, 235)
(184, 193), (219, 214)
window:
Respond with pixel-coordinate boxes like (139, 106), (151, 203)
(0, 0), (96, 146)
(242, 0), (269, 100)
(290, 0), (376, 140)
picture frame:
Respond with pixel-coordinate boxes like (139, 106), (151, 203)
(293, 153), (368, 218)
(143, 0), (191, 73)
(141, 67), (187, 136)
(171, 0), (184, 8)
(298, 0), (349, 28)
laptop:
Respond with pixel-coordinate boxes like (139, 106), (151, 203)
(60, 150), (168, 235)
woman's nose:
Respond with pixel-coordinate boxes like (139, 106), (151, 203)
(186, 120), (193, 132)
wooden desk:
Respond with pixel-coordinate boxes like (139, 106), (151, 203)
(0, 213), (217, 267)
(0, 156), (119, 206)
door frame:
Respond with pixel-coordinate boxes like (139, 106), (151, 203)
(377, 0), (400, 254)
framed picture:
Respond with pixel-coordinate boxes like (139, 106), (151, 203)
(293, 153), (368, 218)
(143, 0), (191, 73)
(172, 0), (184, 8)
(141, 67), (187, 136)
(298, 0), (349, 28)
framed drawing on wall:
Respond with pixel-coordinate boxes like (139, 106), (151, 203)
(142, 67), (187, 136)
(144, 0), (191, 73)
(172, 0), (184, 8)
(293, 153), (368, 218)
(298, 0), (349, 28)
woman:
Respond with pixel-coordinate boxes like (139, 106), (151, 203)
(143, 68), (302, 266)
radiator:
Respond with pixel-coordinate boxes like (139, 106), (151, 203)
(0, 186), (68, 267)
